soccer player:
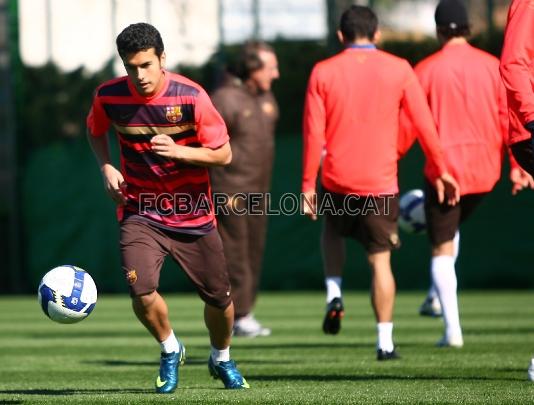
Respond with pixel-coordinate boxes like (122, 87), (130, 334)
(500, 0), (534, 381)
(210, 41), (279, 337)
(86, 23), (249, 391)
(500, 0), (534, 177)
(301, 5), (460, 360)
(401, 0), (532, 347)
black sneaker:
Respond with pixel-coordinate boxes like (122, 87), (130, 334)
(377, 348), (400, 361)
(322, 297), (344, 335)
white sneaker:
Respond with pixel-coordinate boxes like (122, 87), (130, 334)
(419, 296), (443, 317)
(527, 358), (534, 381)
(233, 314), (271, 337)
(436, 334), (464, 348)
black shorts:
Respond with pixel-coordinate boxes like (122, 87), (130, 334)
(424, 180), (486, 246)
(120, 218), (232, 309)
(510, 139), (534, 178)
(320, 187), (400, 253)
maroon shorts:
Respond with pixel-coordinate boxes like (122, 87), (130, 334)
(119, 218), (232, 309)
(424, 180), (486, 246)
(320, 187), (401, 253)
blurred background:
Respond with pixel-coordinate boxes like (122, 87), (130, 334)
(1, 0), (531, 294)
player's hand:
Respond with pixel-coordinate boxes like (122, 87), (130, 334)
(510, 167), (534, 195)
(302, 190), (318, 221)
(151, 134), (182, 159)
(435, 173), (460, 206)
(101, 163), (127, 205)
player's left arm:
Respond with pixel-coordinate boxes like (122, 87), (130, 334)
(151, 136), (231, 166)
(301, 66), (327, 220)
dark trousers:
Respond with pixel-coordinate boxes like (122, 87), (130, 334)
(217, 200), (268, 319)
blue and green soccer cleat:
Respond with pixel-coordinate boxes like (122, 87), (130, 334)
(155, 343), (186, 393)
(208, 356), (250, 389)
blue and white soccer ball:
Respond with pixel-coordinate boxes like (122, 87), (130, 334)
(38, 265), (97, 324)
(399, 189), (426, 234)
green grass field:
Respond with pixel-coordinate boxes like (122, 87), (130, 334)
(1, 291), (534, 404)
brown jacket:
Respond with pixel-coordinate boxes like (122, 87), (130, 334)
(210, 77), (279, 194)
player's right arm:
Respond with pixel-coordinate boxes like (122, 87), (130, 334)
(301, 66), (326, 220)
(86, 94), (126, 206)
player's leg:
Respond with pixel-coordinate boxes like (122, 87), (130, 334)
(216, 205), (258, 337)
(321, 215), (346, 334)
(120, 219), (185, 393)
(245, 206), (271, 336)
(171, 229), (249, 389)
(430, 240), (463, 347)
(425, 181), (464, 347)
(362, 194), (401, 360)
(367, 250), (399, 360)
(320, 189), (347, 334)
(420, 230), (459, 317)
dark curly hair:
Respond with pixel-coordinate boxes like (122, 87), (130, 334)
(339, 5), (378, 42)
(116, 23), (164, 59)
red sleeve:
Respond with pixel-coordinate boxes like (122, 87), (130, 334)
(86, 92), (111, 137)
(195, 89), (229, 149)
(500, 0), (534, 126)
(400, 63), (447, 176)
(302, 66), (326, 192)
(498, 77), (510, 142)
(397, 108), (417, 159)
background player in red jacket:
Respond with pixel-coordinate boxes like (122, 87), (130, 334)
(87, 23), (248, 391)
(500, 0), (534, 382)
(500, 0), (534, 177)
(400, 0), (532, 348)
(301, 5), (459, 360)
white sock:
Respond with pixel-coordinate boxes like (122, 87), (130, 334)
(211, 346), (230, 363)
(159, 330), (180, 353)
(325, 276), (342, 303)
(376, 322), (394, 352)
(427, 231), (460, 300)
(431, 255), (462, 339)
(453, 231), (460, 263)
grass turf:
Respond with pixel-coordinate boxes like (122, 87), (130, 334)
(1, 291), (534, 404)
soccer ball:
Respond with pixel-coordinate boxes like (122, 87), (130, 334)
(398, 189), (426, 234)
(38, 265), (97, 324)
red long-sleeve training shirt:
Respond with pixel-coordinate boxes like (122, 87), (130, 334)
(500, 0), (534, 145)
(399, 42), (509, 195)
(302, 47), (446, 195)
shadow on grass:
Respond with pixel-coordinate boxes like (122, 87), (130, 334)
(83, 357), (296, 367)
(0, 388), (152, 396)
(248, 373), (524, 382)
(82, 359), (157, 367)
(466, 327), (534, 335)
(233, 342), (376, 350)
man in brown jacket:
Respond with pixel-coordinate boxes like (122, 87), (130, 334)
(210, 41), (279, 337)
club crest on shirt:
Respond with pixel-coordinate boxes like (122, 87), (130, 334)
(165, 106), (182, 123)
(262, 102), (275, 115)
(125, 269), (138, 285)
